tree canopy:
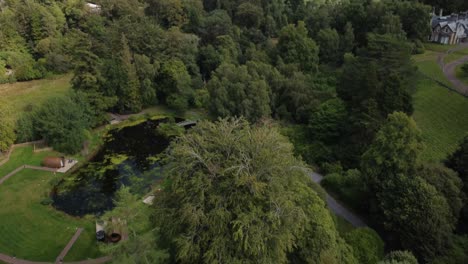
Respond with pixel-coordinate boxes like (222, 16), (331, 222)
(0, 102), (16, 152)
(362, 112), (456, 262)
(154, 118), (356, 263)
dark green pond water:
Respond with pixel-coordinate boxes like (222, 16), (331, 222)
(52, 118), (182, 217)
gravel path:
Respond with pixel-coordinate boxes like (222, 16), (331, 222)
(309, 172), (367, 227)
(437, 43), (468, 96)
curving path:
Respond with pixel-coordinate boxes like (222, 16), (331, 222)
(309, 171), (367, 227)
(437, 43), (468, 96)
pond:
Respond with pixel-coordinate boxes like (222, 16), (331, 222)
(52, 117), (183, 217)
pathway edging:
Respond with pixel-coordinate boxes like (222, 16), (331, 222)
(0, 140), (45, 167)
(55, 228), (83, 264)
(0, 165), (58, 186)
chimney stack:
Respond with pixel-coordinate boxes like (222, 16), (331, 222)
(440, 8), (443, 17)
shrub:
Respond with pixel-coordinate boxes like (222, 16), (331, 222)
(321, 162), (344, 175)
(0, 51), (43, 81)
(412, 40), (425, 55)
(156, 122), (184, 138)
(40, 197), (54, 206)
(380, 251), (418, 264)
(16, 113), (39, 143)
(462, 63), (468, 77)
(345, 228), (385, 264)
(33, 95), (92, 154)
(321, 169), (366, 211)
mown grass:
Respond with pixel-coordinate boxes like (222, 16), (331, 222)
(444, 48), (468, 64)
(0, 146), (59, 177)
(425, 43), (455, 53)
(0, 146), (102, 261)
(63, 221), (101, 262)
(0, 74), (71, 120)
(0, 169), (101, 261)
(412, 50), (439, 62)
(416, 60), (452, 86)
(413, 60), (468, 162)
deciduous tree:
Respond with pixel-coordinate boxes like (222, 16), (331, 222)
(207, 63), (271, 122)
(277, 21), (319, 72)
(362, 112), (454, 261)
(154, 118), (356, 263)
(0, 103), (16, 152)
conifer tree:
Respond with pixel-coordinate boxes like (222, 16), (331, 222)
(119, 34), (142, 113)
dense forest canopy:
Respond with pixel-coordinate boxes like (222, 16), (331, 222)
(1, 0), (468, 263)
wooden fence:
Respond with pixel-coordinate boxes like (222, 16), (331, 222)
(0, 140), (45, 167)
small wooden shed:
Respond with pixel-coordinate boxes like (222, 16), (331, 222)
(42, 157), (65, 169)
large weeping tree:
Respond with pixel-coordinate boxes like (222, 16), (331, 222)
(153, 118), (356, 264)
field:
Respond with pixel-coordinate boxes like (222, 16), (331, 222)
(0, 75), (71, 119)
(413, 55), (468, 162)
(0, 146), (101, 261)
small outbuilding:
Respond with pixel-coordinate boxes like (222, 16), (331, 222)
(85, 2), (101, 14)
(42, 157), (65, 169)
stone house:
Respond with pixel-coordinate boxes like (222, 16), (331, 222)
(430, 10), (468, 45)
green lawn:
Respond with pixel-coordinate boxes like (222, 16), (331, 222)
(444, 48), (468, 64)
(0, 74), (71, 120)
(425, 43), (455, 53)
(416, 60), (452, 87)
(0, 146), (101, 261)
(0, 146), (60, 177)
(412, 50), (439, 62)
(412, 63), (468, 161)
(423, 42), (468, 64)
(0, 169), (101, 261)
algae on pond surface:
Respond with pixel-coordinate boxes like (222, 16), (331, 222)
(52, 118), (177, 216)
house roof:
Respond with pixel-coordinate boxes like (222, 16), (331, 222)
(432, 13), (468, 35)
